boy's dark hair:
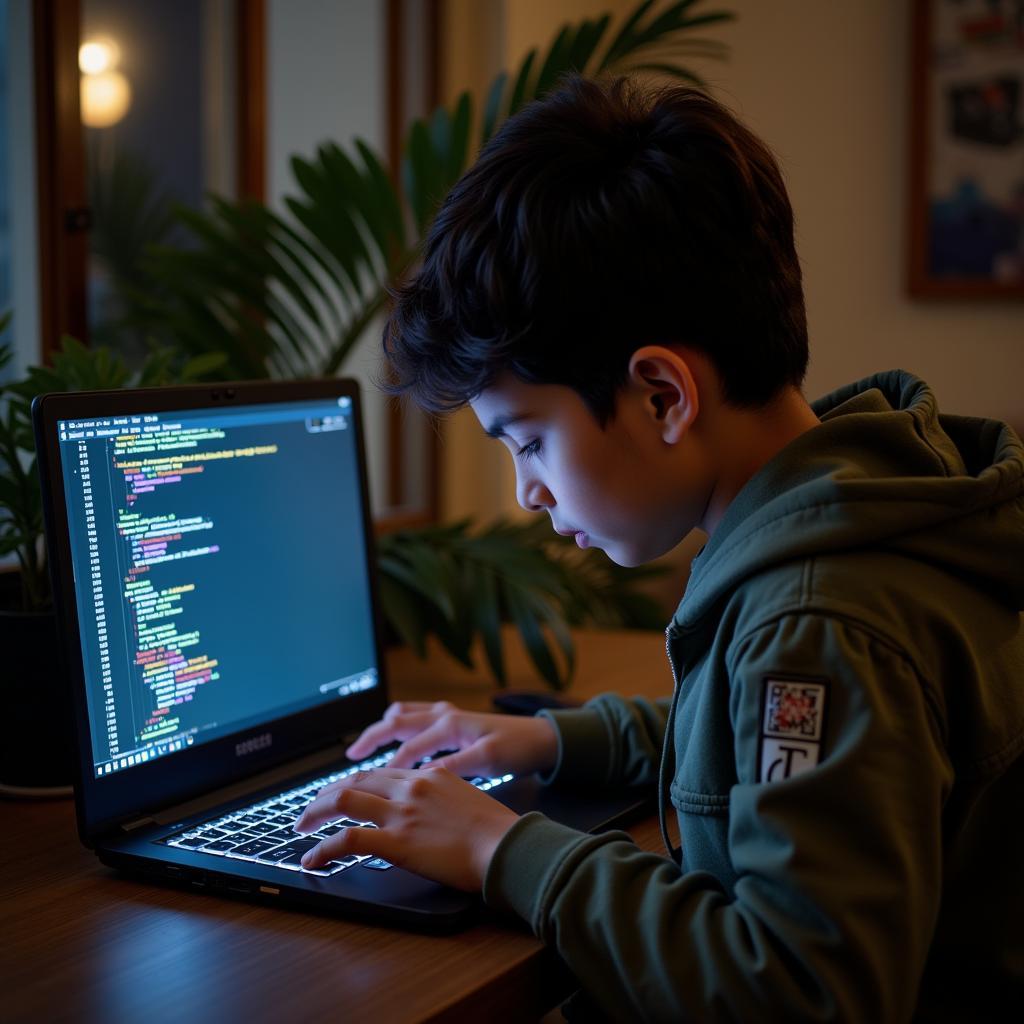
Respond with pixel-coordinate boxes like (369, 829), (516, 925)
(383, 75), (808, 424)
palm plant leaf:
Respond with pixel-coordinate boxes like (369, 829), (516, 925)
(144, 137), (414, 380)
(480, 71), (509, 145)
(505, 49), (538, 121)
(377, 519), (668, 689)
(469, 560), (506, 686)
(0, 333), (224, 612)
(567, 16), (613, 76)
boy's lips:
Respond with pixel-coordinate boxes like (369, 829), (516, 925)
(555, 526), (590, 548)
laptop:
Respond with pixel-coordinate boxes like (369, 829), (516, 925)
(33, 378), (652, 931)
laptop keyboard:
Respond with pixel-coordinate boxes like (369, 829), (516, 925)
(161, 750), (515, 878)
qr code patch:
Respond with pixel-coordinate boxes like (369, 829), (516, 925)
(763, 680), (826, 742)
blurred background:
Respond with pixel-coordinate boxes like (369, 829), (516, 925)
(2, 0), (1022, 608)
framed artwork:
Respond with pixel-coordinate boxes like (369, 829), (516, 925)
(908, 0), (1024, 298)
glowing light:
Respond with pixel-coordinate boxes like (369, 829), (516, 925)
(78, 37), (121, 75)
(81, 71), (132, 127)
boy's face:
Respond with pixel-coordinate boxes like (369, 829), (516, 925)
(470, 371), (710, 567)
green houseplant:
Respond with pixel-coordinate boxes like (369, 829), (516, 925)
(0, 332), (226, 611)
(0, 328), (226, 791)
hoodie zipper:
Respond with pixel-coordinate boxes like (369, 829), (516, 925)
(658, 625), (683, 864)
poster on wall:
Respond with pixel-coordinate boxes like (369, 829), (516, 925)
(908, 0), (1024, 297)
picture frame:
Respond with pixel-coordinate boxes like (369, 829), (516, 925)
(908, 0), (1024, 298)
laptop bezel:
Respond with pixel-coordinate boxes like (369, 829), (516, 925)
(33, 378), (391, 846)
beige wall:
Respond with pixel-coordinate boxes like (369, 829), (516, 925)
(438, 0), (1024, 537)
(715, 1), (1022, 425)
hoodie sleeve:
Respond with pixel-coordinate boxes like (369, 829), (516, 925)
(536, 692), (672, 788)
(483, 614), (952, 1023)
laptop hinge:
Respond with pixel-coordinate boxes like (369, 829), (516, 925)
(121, 816), (157, 833)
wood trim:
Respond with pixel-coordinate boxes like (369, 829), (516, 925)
(385, 0), (405, 510)
(423, 0), (442, 524)
(385, 396), (406, 511)
(906, 0), (929, 299)
(425, 0), (441, 114)
(33, 0), (88, 360)
(236, 0), (266, 201)
(907, 0), (1024, 300)
(385, 0), (404, 191)
(382, 0), (443, 526)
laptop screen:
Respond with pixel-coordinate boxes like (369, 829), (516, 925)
(56, 395), (379, 781)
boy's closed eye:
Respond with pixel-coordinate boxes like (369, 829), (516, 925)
(516, 439), (542, 460)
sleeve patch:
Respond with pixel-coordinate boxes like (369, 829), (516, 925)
(758, 677), (829, 783)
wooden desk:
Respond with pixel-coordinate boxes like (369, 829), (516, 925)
(1, 629), (674, 1023)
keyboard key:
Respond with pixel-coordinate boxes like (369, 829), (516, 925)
(227, 838), (285, 859)
(300, 858), (356, 877)
(247, 822), (280, 835)
(363, 858), (393, 871)
(173, 835), (210, 848)
(263, 827), (300, 842)
(256, 843), (303, 860)
(254, 839), (318, 864)
(202, 839), (241, 854)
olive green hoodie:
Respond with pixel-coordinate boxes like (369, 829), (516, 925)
(483, 371), (1024, 1022)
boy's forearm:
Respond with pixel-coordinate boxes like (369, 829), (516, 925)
(483, 808), (934, 1024)
(538, 692), (672, 789)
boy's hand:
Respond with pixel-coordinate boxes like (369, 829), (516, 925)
(293, 765), (518, 890)
(345, 701), (559, 779)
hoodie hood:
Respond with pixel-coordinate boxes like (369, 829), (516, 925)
(675, 370), (1024, 629)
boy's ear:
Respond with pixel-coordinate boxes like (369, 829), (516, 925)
(627, 346), (699, 444)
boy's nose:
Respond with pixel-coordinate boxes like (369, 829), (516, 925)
(517, 475), (554, 512)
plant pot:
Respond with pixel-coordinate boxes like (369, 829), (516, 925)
(0, 602), (76, 795)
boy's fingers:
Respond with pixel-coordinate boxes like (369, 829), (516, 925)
(388, 720), (465, 769)
(312, 768), (409, 803)
(427, 744), (489, 778)
(295, 781), (395, 833)
(302, 823), (394, 870)
(345, 711), (444, 758)
(385, 701), (449, 718)
(312, 766), (410, 802)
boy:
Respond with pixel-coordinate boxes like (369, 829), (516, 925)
(295, 77), (1024, 1021)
